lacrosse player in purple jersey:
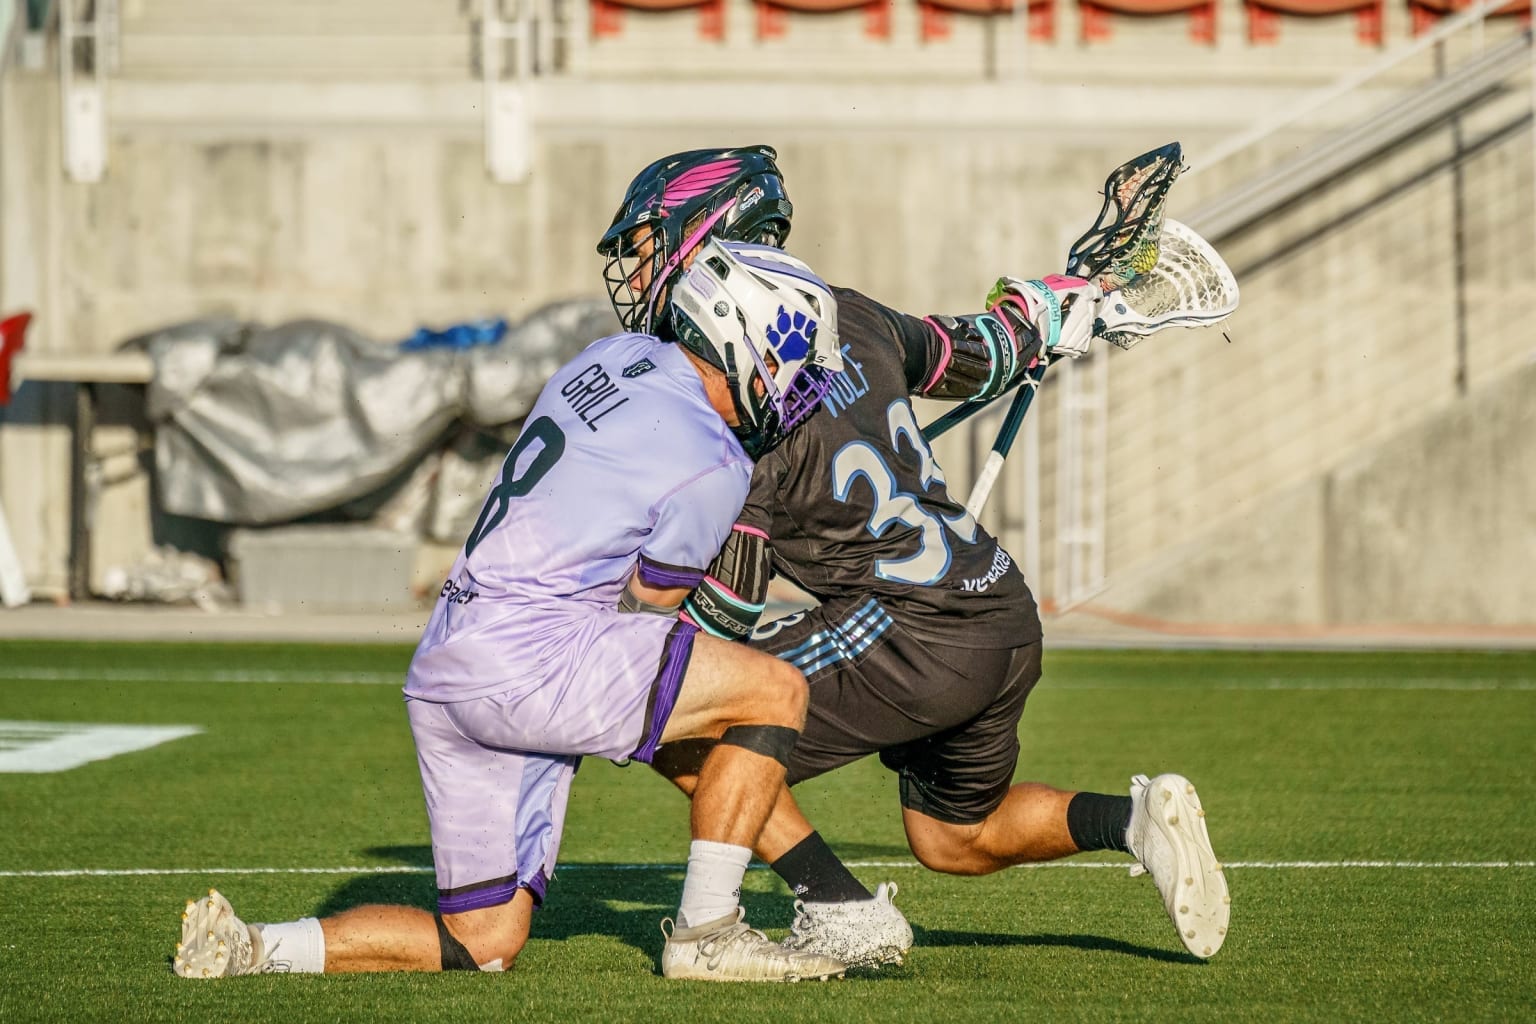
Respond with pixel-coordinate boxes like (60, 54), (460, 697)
(596, 145), (1230, 968)
(172, 237), (853, 983)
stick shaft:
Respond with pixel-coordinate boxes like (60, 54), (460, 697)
(963, 361), (1046, 517)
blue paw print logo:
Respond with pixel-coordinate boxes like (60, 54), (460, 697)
(766, 305), (815, 363)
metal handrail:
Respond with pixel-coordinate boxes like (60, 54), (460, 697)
(1188, 28), (1534, 242)
(1187, 0), (1523, 179)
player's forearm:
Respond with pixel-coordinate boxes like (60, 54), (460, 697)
(916, 298), (1045, 403)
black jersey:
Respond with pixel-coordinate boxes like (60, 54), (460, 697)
(739, 287), (1042, 649)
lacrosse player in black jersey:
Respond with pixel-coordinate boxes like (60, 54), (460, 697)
(598, 145), (1231, 969)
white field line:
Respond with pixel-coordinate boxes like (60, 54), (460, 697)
(2, 859), (1533, 879)
(0, 667), (402, 685)
(0, 722), (202, 773)
(0, 665), (1532, 690)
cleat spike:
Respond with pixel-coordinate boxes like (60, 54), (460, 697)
(1179, 905), (1189, 915)
(1185, 929), (1196, 939)
(1202, 946), (1213, 956)
(207, 931), (215, 940)
(1185, 877), (1194, 887)
(1219, 927), (1227, 936)
(1169, 815), (1180, 826)
(201, 968), (210, 977)
(1223, 895), (1232, 904)
(1186, 783), (1195, 795)
(1197, 808), (1206, 817)
(181, 912), (189, 922)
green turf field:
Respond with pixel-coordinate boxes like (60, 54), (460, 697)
(2, 641), (1533, 1023)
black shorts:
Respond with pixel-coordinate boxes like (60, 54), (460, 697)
(750, 594), (1042, 825)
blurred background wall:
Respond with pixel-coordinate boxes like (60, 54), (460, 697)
(1, 0), (1532, 627)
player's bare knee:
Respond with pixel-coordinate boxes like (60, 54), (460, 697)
(908, 823), (993, 876)
(760, 659), (808, 728)
(439, 909), (528, 973)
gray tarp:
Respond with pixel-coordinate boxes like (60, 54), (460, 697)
(138, 300), (619, 527)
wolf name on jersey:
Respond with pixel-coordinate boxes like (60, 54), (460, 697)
(407, 334), (753, 702)
(742, 289), (1041, 649)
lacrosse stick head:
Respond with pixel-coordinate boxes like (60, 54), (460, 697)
(1065, 142), (1185, 292)
(1094, 219), (1240, 350)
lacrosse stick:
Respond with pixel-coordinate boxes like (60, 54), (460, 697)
(923, 142), (1184, 447)
(961, 218), (1238, 518)
(936, 143), (1186, 518)
(1091, 219), (1240, 349)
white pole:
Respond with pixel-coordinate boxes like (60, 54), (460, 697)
(0, 500), (30, 607)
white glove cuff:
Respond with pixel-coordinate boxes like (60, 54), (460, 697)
(1018, 280), (1062, 350)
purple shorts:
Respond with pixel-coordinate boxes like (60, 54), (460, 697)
(407, 614), (696, 912)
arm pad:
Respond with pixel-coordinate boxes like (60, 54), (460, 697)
(919, 298), (1044, 402)
(681, 524), (770, 641)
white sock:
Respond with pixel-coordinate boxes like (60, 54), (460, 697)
(252, 918), (326, 974)
(677, 840), (751, 928)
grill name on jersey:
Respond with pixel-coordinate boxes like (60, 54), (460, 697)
(560, 362), (631, 431)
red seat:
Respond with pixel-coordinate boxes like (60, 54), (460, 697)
(0, 312), (33, 406)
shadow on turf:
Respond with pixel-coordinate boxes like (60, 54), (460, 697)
(314, 848), (1188, 969)
(910, 926), (1200, 965)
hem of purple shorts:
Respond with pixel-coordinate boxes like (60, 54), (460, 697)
(629, 619), (697, 764)
(438, 868), (549, 914)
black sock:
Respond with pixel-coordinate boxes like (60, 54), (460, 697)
(1066, 792), (1133, 853)
(770, 831), (873, 902)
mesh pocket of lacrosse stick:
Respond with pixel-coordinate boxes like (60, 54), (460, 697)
(1094, 219), (1239, 350)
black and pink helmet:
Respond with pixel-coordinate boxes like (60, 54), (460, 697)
(597, 145), (794, 337)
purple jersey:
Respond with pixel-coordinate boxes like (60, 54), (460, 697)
(406, 333), (752, 702)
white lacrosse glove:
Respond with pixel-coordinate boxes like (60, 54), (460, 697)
(990, 274), (1104, 360)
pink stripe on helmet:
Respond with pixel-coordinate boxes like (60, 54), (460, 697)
(662, 160), (742, 207)
(646, 200), (736, 324)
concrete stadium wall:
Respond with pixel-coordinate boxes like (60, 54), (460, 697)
(2, 15), (1532, 623)
(1097, 358), (1536, 627)
(1076, 94), (1536, 626)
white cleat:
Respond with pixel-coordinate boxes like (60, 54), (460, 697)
(660, 907), (845, 982)
(781, 881), (913, 969)
(1127, 773), (1231, 959)
(172, 889), (264, 979)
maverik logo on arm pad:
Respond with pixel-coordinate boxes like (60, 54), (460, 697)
(682, 525), (770, 640)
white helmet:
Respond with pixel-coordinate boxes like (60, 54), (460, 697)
(669, 239), (843, 458)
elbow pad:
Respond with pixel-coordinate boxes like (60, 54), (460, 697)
(919, 298), (1044, 402)
(682, 525), (770, 641)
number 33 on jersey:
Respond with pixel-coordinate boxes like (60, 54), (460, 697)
(831, 400), (978, 586)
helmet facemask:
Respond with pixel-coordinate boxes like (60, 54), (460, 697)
(599, 146), (794, 337)
(601, 204), (738, 337)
